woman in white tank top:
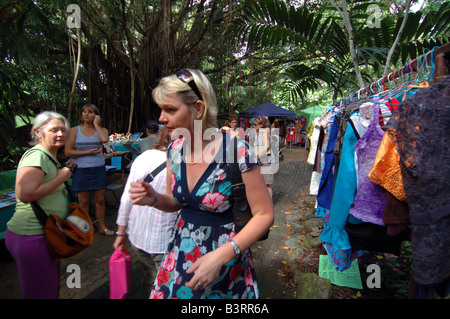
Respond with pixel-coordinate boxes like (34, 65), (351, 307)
(65, 104), (113, 235)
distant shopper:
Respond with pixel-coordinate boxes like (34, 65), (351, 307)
(65, 104), (112, 235)
(252, 117), (274, 198)
(140, 120), (160, 152)
(222, 114), (245, 139)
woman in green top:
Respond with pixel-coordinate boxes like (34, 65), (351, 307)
(6, 111), (71, 299)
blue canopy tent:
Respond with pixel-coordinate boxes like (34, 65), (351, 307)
(239, 102), (296, 118)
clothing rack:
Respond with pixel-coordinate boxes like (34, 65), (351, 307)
(311, 42), (450, 297)
(353, 42), (450, 98)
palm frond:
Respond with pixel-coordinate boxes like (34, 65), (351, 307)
(224, 0), (336, 54)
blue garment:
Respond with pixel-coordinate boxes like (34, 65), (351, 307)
(319, 113), (366, 271)
(316, 116), (339, 217)
(74, 126), (104, 168)
(320, 114), (358, 251)
(72, 165), (107, 191)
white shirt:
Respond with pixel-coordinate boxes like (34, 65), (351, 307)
(116, 149), (179, 254)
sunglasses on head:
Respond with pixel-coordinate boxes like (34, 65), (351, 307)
(175, 69), (203, 101)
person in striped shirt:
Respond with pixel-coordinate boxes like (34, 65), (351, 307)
(113, 127), (179, 298)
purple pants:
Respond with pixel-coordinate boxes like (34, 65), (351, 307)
(5, 229), (60, 299)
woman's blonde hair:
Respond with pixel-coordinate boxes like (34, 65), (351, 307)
(261, 117), (269, 128)
(152, 69), (218, 133)
(252, 117), (262, 125)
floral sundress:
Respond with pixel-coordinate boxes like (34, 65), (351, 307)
(150, 133), (260, 299)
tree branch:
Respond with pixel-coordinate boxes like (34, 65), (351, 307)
(383, 0), (412, 77)
(219, 53), (322, 86)
(67, 28), (81, 123)
(334, 0), (365, 88)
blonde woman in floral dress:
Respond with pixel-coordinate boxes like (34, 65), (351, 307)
(129, 69), (273, 299)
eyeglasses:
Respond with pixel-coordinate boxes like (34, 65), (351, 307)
(175, 69), (203, 101)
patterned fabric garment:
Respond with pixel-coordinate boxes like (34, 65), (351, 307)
(349, 104), (387, 225)
(385, 75), (450, 286)
(150, 133), (260, 299)
(368, 130), (407, 202)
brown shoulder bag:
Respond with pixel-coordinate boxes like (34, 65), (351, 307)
(30, 150), (94, 259)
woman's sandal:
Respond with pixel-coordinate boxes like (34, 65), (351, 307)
(99, 228), (115, 236)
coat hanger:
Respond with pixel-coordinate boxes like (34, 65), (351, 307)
(348, 45), (439, 113)
(370, 81), (378, 94)
(398, 47), (439, 100)
(375, 71), (403, 101)
(381, 70), (415, 101)
(357, 88), (365, 100)
(406, 59), (416, 83)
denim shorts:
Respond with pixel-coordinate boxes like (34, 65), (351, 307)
(72, 165), (107, 191)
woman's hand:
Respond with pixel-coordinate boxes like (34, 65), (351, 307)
(129, 180), (157, 206)
(57, 166), (72, 183)
(113, 235), (127, 249)
(87, 147), (103, 155)
(185, 248), (230, 290)
(113, 225), (127, 249)
(93, 115), (101, 127)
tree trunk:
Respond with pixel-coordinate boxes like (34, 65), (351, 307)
(336, 0), (365, 89)
(383, 0), (412, 77)
(67, 28), (81, 123)
(76, 0), (224, 133)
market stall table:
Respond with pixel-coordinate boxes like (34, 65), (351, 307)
(110, 142), (140, 155)
(104, 151), (132, 178)
(0, 170), (17, 240)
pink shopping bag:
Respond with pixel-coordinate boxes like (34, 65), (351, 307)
(109, 247), (131, 299)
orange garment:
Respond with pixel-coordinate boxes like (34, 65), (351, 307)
(368, 131), (407, 202)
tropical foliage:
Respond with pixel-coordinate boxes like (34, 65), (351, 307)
(226, 0), (450, 105)
(0, 0), (449, 169)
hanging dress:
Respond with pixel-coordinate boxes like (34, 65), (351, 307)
(349, 104), (386, 225)
(150, 133), (260, 299)
(316, 116), (340, 218)
(307, 118), (321, 165)
(319, 110), (364, 271)
(385, 76), (450, 290)
(368, 130), (410, 236)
